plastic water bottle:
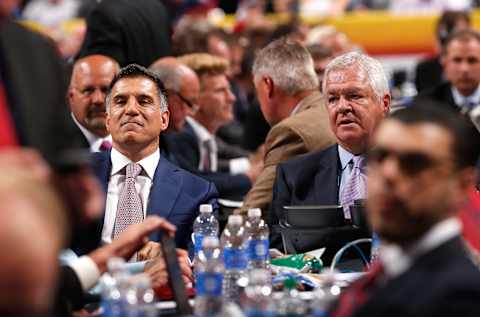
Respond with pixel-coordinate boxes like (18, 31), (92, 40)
(370, 233), (381, 263)
(193, 204), (219, 257)
(132, 273), (157, 317)
(101, 258), (127, 317)
(221, 215), (247, 304)
(245, 208), (270, 270)
(310, 273), (341, 317)
(276, 278), (306, 317)
(194, 236), (224, 317)
(243, 269), (275, 317)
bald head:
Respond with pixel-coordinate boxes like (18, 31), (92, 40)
(150, 59), (200, 131)
(69, 55), (120, 138)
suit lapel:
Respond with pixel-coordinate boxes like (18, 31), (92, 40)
(92, 151), (112, 195)
(313, 145), (340, 204)
(147, 156), (182, 219)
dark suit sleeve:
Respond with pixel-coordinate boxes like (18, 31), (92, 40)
(268, 162), (292, 250)
(54, 266), (86, 316)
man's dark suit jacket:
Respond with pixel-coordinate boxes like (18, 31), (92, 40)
(269, 144), (340, 227)
(414, 56), (444, 94)
(77, 0), (172, 67)
(413, 81), (460, 112)
(269, 145), (340, 250)
(73, 150), (219, 256)
(333, 236), (480, 317)
(169, 121), (251, 200)
(0, 19), (86, 165)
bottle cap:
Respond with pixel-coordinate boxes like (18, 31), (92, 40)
(202, 236), (220, 248)
(247, 208), (262, 218)
(228, 215), (243, 225)
(107, 257), (126, 274)
(199, 204), (213, 213)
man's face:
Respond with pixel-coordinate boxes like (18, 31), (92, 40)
(106, 77), (169, 149)
(69, 56), (118, 137)
(367, 120), (460, 245)
(197, 74), (235, 127)
(324, 67), (389, 154)
(168, 71), (199, 131)
(442, 38), (480, 96)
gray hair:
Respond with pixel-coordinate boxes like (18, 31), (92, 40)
(252, 37), (319, 95)
(105, 64), (168, 113)
(322, 52), (389, 101)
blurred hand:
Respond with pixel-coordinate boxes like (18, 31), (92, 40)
(54, 166), (105, 225)
(144, 248), (193, 289)
(89, 216), (176, 273)
(137, 241), (162, 261)
(245, 157), (264, 184)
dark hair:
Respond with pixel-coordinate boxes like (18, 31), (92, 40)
(106, 64), (167, 111)
(436, 10), (471, 46)
(390, 104), (480, 169)
(443, 29), (480, 55)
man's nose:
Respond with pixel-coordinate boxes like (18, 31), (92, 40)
(91, 89), (105, 105)
(338, 95), (352, 113)
(125, 96), (140, 114)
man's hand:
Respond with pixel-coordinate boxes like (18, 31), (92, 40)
(144, 248), (193, 289)
(89, 216), (176, 272)
(137, 241), (162, 261)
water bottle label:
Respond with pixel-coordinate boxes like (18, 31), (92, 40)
(223, 248), (247, 269)
(247, 239), (269, 261)
(194, 233), (204, 255)
(245, 311), (276, 317)
(196, 272), (223, 296)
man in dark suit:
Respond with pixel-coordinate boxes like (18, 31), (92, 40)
(330, 105), (480, 317)
(77, 0), (172, 67)
(415, 29), (480, 114)
(269, 51), (391, 238)
(170, 53), (262, 200)
(79, 64), (218, 256)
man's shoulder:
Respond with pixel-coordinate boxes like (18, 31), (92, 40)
(279, 144), (337, 172)
(415, 82), (452, 101)
(159, 156), (216, 191)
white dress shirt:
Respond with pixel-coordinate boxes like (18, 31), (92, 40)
(451, 86), (480, 111)
(101, 148), (160, 244)
(379, 217), (462, 280)
(71, 113), (112, 152)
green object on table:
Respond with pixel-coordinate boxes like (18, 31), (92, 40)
(271, 253), (323, 272)
(283, 277), (297, 289)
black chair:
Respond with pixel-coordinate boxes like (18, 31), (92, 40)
(274, 205), (370, 265)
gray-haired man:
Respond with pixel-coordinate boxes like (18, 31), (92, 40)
(235, 36), (336, 216)
(269, 51), (391, 247)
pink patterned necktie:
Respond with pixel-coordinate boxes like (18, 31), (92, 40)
(99, 140), (112, 151)
(340, 155), (367, 219)
(113, 163), (144, 239)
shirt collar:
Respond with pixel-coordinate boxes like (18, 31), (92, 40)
(338, 144), (355, 170)
(71, 112), (101, 146)
(110, 147), (160, 179)
(186, 116), (216, 145)
(290, 98), (306, 117)
(379, 217), (462, 279)
(451, 85), (480, 107)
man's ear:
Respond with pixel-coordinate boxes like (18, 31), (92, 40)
(383, 94), (392, 116)
(160, 110), (170, 131)
(265, 76), (274, 99)
(105, 112), (111, 134)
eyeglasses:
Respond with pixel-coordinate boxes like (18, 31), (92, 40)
(367, 147), (451, 176)
(175, 92), (196, 109)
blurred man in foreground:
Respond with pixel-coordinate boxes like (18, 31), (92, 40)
(330, 105), (480, 317)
